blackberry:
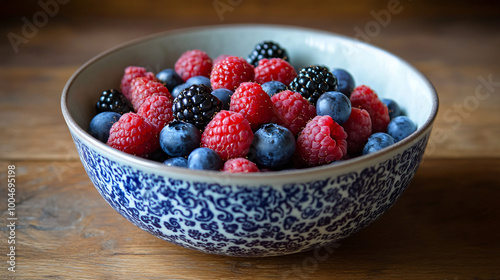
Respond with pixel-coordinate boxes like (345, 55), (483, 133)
(289, 65), (338, 105)
(247, 41), (289, 67)
(95, 89), (134, 114)
(172, 84), (222, 129)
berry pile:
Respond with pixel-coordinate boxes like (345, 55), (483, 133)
(88, 40), (417, 173)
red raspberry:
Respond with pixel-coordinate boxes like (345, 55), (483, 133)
(271, 90), (316, 136)
(254, 58), (297, 85)
(130, 79), (171, 111)
(137, 95), (174, 135)
(350, 85), (390, 133)
(296, 115), (348, 166)
(107, 112), (159, 157)
(213, 54), (231, 65)
(210, 56), (254, 90)
(174, 49), (213, 81)
(129, 77), (156, 101)
(201, 110), (254, 161)
(342, 107), (372, 155)
(120, 66), (155, 100)
(223, 158), (260, 173)
(230, 82), (274, 130)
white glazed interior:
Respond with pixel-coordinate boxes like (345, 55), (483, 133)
(62, 24), (438, 185)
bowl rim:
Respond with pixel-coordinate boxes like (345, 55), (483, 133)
(61, 23), (439, 180)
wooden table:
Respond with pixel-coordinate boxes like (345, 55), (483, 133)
(1, 1), (499, 279)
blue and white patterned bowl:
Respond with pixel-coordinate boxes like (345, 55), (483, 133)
(61, 24), (438, 257)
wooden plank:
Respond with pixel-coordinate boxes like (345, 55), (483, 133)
(1, 158), (498, 279)
(0, 67), (80, 161)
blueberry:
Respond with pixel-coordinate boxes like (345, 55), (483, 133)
(156, 68), (184, 92)
(163, 157), (188, 168)
(261, 80), (287, 97)
(187, 147), (223, 170)
(387, 116), (417, 142)
(172, 83), (190, 99)
(148, 148), (169, 162)
(159, 121), (201, 157)
(185, 76), (212, 89)
(331, 68), (355, 98)
(382, 98), (402, 120)
(211, 88), (233, 110)
(316, 91), (352, 124)
(362, 132), (396, 155)
(249, 123), (296, 169)
(88, 111), (121, 142)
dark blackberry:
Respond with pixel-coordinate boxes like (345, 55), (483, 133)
(247, 41), (289, 67)
(288, 65), (338, 105)
(95, 89), (134, 114)
(172, 84), (222, 129)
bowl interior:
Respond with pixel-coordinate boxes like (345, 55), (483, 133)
(64, 25), (436, 138)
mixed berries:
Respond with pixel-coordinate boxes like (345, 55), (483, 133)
(88, 40), (417, 173)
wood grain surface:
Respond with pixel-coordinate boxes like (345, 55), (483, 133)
(1, 1), (499, 279)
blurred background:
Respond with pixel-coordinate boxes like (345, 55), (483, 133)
(2, 0), (499, 68)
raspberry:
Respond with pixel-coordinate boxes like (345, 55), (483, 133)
(137, 95), (174, 134)
(230, 82), (274, 130)
(350, 85), (390, 133)
(271, 90), (316, 136)
(210, 56), (254, 91)
(342, 107), (372, 155)
(296, 115), (348, 166)
(213, 54), (231, 65)
(129, 76), (154, 95)
(120, 66), (156, 100)
(130, 79), (171, 111)
(201, 110), (254, 161)
(175, 49), (213, 82)
(223, 158), (260, 173)
(107, 113), (159, 157)
(254, 58), (297, 85)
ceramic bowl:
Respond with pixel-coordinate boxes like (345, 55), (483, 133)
(61, 24), (438, 257)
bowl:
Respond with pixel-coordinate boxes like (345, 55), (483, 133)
(61, 24), (438, 257)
